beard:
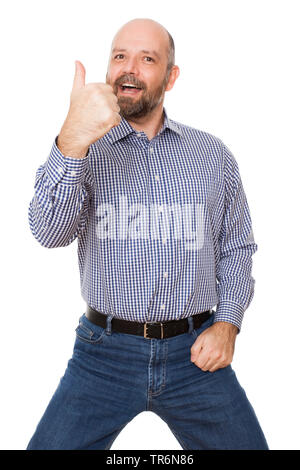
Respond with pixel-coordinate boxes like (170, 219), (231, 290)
(108, 73), (169, 120)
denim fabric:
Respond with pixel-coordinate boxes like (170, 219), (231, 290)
(27, 313), (268, 450)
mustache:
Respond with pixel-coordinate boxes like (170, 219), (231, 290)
(115, 75), (145, 89)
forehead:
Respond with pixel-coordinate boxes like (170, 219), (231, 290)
(111, 23), (168, 58)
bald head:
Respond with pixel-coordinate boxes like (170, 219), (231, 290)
(110, 18), (175, 76)
(106, 18), (179, 120)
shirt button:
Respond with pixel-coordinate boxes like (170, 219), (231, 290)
(137, 133), (142, 137)
(162, 238), (167, 245)
(150, 147), (154, 154)
(161, 304), (165, 310)
(58, 167), (64, 174)
(70, 170), (76, 177)
(163, 272), (168, 278)
(155, 174), (159, 181)
(159, 206), (163, 213)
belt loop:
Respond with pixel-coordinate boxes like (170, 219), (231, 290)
(187, 316), (194, 334)
(105, 314), (113, 335)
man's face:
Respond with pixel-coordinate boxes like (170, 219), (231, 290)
(106, 23), (170, 119)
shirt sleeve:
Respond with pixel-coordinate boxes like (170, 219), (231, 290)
(28, 136), (94, 248)
(214, 143), (258, 332)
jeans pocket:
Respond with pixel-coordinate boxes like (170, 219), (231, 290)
(192, 311), (215, 339)
(75, 314), (106, 344)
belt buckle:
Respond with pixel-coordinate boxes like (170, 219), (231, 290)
(144, 322), (164, 339)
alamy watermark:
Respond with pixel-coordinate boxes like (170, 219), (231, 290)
(96, 196), (205, 251)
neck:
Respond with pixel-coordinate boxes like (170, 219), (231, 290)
(125, 103), (165, 141)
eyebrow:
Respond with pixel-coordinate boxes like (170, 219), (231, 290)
(112, 48), (161, 59)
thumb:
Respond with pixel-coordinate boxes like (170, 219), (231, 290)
(72, 60), (86, 90)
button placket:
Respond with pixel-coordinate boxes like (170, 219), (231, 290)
(147, 141), (167, 320)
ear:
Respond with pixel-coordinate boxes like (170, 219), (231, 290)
(165, 65), (180, 92)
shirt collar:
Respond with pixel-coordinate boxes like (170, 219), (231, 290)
(107, 106), (183, 144)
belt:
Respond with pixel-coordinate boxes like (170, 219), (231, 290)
(86, 305), (212, 339)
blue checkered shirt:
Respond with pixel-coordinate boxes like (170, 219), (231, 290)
(28, 107), (258, 331)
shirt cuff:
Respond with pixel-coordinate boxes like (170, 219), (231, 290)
(45, 136), (89, 187)
(213, 300), (245, 332)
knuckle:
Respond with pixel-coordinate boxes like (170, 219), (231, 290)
(221, 357), (230, 367)
(87, 83), (107, 96)
(85, 82), (97, 91)
(101, 83), (113, 93)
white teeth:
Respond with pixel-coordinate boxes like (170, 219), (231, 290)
(122, 83), (137, 88)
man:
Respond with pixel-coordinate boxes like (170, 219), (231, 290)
(27, 18), (268, 450)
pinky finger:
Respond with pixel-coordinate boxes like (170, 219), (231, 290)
(111, 113), (121, 128)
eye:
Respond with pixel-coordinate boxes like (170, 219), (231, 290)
(144, 56), (154, 62)
(114, 54), (124, 59)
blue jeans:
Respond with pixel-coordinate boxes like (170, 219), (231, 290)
(27, 312), (268, 450)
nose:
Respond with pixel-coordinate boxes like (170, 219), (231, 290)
(122, 56), (139, 76)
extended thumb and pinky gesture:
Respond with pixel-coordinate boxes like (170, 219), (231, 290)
(72, 60), (86, 90)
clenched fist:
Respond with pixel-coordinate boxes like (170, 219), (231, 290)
(57, 61), (121, 158)
(190, 321), (238, 372)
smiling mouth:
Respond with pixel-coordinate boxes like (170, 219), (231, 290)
(118, 84), (143, 95)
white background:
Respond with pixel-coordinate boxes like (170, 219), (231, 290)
(0, 0), (299, 450)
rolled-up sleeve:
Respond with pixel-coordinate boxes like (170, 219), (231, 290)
(214, 144), (258, 331)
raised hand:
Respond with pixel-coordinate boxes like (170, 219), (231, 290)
(57, 60), (121, 158)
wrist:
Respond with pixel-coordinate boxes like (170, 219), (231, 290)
(57, 124), (89, 159)
(212, 321), (239, 336)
